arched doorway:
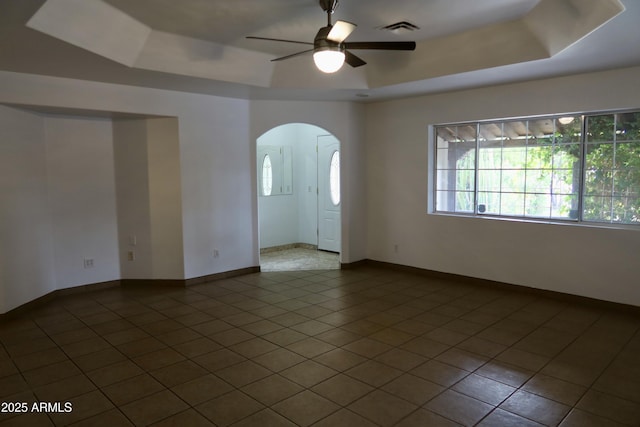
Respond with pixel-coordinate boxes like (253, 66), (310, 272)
(257, 123), (341, 271)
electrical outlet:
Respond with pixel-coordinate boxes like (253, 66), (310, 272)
(213, 249), (219, 258)
(394, 244), (399, 253)
(127, 251), (135, 261)
(83, 258), (94, 268)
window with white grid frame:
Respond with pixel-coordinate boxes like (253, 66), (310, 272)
(433, 111), (640, 225)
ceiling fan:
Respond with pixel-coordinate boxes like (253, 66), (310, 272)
(247, 0), (416, 73)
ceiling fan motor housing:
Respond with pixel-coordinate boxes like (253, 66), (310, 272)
(319, 0), (339, 14)
(314, 26), (344, 53)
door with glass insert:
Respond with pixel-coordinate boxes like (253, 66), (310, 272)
(317, 135), (341, 253)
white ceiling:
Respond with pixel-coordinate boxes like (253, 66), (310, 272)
(1, 0), (638, 102)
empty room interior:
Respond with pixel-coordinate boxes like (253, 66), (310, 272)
(1, 0), (640, 426)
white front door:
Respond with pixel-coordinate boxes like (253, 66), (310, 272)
(317, 135), (341, 253)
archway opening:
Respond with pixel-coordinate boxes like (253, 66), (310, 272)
(257, 123), (341, 271)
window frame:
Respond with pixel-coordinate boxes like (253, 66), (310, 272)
(431, 108), (640, 228)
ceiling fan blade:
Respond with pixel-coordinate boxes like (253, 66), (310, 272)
(344, 41), (416, 51)
(271, 49), (314, 62)
(246, 36), (313, 46)
(327, 20), (356, 43)
(345, 50), (366, 68)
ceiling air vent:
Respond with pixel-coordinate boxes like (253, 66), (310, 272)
(379, 21), (420, 32)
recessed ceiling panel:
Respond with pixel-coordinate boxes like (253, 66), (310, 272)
(1, 0), (637, 101)
(27, 0), (151, 66)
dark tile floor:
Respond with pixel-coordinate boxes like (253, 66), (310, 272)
(1, 266), (639, 426)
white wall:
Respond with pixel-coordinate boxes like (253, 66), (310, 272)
(113, 117), (184, 280)
(113, 118), (153, 279)
(257, 125), (299, 248)
(0, 107), (121, 312)
(296, 124), (324, 246)
(366, 65), (640, 306)
(44, 115), (120, 289)
(0, 72), (255, 289)
(177, 101), (253, 278)
(146, 118), (184, 279)
(0, 106), (56, 313)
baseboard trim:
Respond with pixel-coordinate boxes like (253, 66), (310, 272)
(1, 280), (121, 320)
(120, 267), (261, 288)
(57, 280), (121, 295)
(364, 259), (640, 314)
(184, 266), (261, 286)
(1, 267), (261, 317)
(340, 259), (369, 269)
(3, 262), (636, 317)
(121, 279), (185, 287)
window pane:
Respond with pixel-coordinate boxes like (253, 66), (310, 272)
(583, 196), (612, 222)
(501, 170), (525, 192)
(500, 193), (525, 216)
(436, 127), (456, 148)
(435, 125), (476, 213)
(526, 143), (554, 169)
(528, 118), (555, 144)
(478, 122), (505, 187)
(584, 169), (613, 196)
(585, 143), (614, 169)
(613, 168), (640, 197)
(551, 194), (579, 219)
(456, 169), (474, 192)
(477, 192), (500, 215)
(478, 147), (501, 170)
(479, 122), (502, 139)
(436, 153), (475, 190)
(555, 116), (582, 143)
(436, 191), (474, 213)
(501, 145), (527, 169)
(611, 142), (640, 223)
(438, 125), (476, 144)
(612, 141), (640, 172)
(553, 144), (580, 169)
(613, 198), (640, 224)
(586, 114), (615, 142)
(503, 121), (528, 141)
(456, 147), (476, 168)
(457, 124), (477, 142)
(525, 169), (551, 193)
(436, 148), (451, 170)
(525, 193), (551, 217)
(479, 122), (504, 145)
(478, 170), (501, 192)
(436, 191), (454, 212)
(551, 169), (578, 195)
(455, 192), (475, 213)
(436, 169), (455, 191)
(615, 112), (640, 142)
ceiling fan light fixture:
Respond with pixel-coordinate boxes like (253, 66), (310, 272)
(313, 49), (345, 73)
